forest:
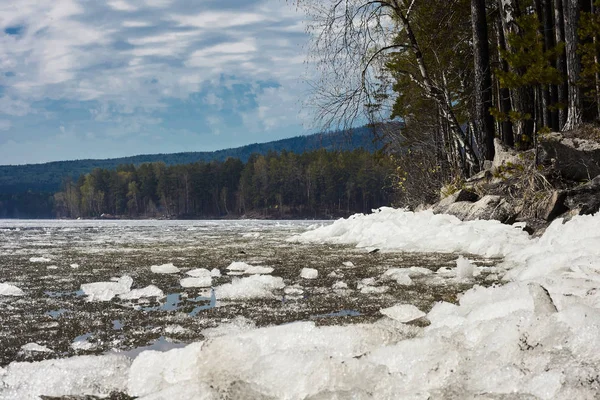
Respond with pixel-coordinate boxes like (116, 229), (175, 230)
(37, 149), (395, 220)
(299, 0), (600, 202)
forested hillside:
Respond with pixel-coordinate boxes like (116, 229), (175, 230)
(40, 149), (393, 219)
(0, 126), (382, 195)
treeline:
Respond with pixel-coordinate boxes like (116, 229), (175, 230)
(303, 0), (600, 193)
(52, 149), (395, 219)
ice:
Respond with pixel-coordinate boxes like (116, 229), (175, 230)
(332, 281), (348, 290)
(210, 268), (221, 277)
(70, 263), (79, 269)
(300, 268), (318, 279)
(0, 354), (131, 400)
(180, 276), (212, 288)
(291, 207), (531, 257)
(29, 257), (51, 263)
(46, 265), (58, 270)
(119, 285), (164, 300)
(380, 304), (426, 322)
(215, 275), (285, 300)
(7, 214), (600, 398)
(151, 263), (180, 274)
(20, 343), (53, 353)
(186, 268), (211, 278)
(0, 283), (24, 296)
(456, 255), (475, 279)
(226, 261), (273, 275)
(342, 261), (355, 267)
(284, 285), (305, 295)
(381, 268), (414, 285)
(81, 275), (133, 302)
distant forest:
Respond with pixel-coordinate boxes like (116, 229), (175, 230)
(0, 149), (395, 219)
(0, 127), (383, 195)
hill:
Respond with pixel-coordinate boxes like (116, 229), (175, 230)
(0, 127), (383, 194)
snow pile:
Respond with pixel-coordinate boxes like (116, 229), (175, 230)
(126, 321), (410, 399)
(380, 304), (426, 322)
(226, 261), (273, 275)
(215, 275), (285, 300)
(0, 283), (24, 296)
(300, 268), (318, 279)
(291, 207), (531, 257)
(150, 263), (180, 274)
(81, 276), (133, 302)
(119, 285), (164, 300)
(0, 354), (130, 400)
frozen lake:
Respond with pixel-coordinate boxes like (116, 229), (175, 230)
(0, 219), (497, 366)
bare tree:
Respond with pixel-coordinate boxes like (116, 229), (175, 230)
(298, 0), (479, 170)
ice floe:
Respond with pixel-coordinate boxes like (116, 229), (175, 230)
(215, 275), (285, 300)
(300, 267), (318, 279)
(80, 276), (133, 302)
(0, 283), (24, 296)
(150, 263), (180, 274)
(180, 277), (212, 288)
(19, 343), (53, 353)
(380, 304), (426, 322)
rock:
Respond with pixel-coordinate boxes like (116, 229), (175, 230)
(433, 189), (479, 214)
(492, 138), (531, 172)
(539, 132), (600, 181)
(443, 195), (515, 223)
(538, 190), (568, 221)
(563, 175), (600, 215)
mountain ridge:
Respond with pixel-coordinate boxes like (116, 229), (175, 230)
(0, 127), (383, 194)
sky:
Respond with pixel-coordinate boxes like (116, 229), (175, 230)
(0, 0), (312, 165)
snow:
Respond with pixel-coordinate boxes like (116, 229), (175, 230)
(215, 275), (285, 300)
(80, 276), (133, 302)
(0, 283), (24, 296)
(20, 343), (53, 353)
(150, 263), (180, 274)
(300, 267), (318, 279)
(6, 211), (600, 398)
(180, 276), (212, 288)
(210, 268), (221, 277)
(291, 207), (531, 257)
(380, 304), (426, 322)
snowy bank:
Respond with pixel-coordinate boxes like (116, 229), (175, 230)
(291, 207), (531, 257)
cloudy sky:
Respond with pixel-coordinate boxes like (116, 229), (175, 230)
(0, 0), (311, 165)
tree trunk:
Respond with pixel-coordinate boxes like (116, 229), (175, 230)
(554, 0), (568, 128)
(472, 0), (496, 161)
(563, 0), (583, 130)
(396, 7), (479, 170)
(496, 17), (515, 146)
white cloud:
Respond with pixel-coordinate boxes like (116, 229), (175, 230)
(170, 11), (267, 29)
(0, 0), (312, 163)
(107, 0), (138, 12)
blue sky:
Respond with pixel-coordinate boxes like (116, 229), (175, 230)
(0, 0), (311, 165)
